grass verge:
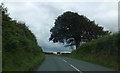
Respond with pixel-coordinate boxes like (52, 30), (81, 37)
(2, 48), (45, 72)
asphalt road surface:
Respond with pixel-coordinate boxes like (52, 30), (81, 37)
(34, 55), (118, 73)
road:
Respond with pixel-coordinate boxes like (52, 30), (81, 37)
(34, 55), (118, 73)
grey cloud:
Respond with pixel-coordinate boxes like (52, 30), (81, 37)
(4, 2), (118, 52)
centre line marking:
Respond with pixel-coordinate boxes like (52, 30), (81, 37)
(63, 59), (67, 63)
(70, 64), (82, 73)
(70, 64), (80, 71)
(62, 59), (82, 73)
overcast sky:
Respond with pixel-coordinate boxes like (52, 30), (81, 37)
(1, 0), (119, 52)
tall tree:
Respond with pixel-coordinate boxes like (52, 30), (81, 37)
(49, 11), (109, 48)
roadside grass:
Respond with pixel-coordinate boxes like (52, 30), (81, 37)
(69, 53), (118, 70)
(3, 48), (44, 72)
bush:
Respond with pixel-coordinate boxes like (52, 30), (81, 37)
(70, 33), (119, 70)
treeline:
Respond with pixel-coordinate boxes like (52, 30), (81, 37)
(1, 4), (44, 71)
(69, 33), (119, 70)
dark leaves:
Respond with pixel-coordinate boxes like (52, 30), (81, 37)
(49, 11), (109, 48)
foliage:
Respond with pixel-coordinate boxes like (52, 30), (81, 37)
(76, 34), (118, 55)
(1, 3), (44, 71)
(69, 33), (119, 70)
(49, 11), (109, 48)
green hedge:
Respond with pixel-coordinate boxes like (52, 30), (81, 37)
(70, 33), (119, 70)
(2, 6), (44, 71)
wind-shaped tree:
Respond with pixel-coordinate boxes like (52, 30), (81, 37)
(49, 11), (109, 48)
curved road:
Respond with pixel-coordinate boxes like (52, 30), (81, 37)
(34, 55), (118, 73)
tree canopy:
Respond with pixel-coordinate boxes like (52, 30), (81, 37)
(49, 11), (109, 48)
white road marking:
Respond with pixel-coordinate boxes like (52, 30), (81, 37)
(70, 64), (80, 72)
(62, 59), (82, 73)
(63, 59), (67, 63)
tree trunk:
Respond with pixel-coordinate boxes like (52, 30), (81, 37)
(75, 38), (80, 49)
(76, 42), (79, 49)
